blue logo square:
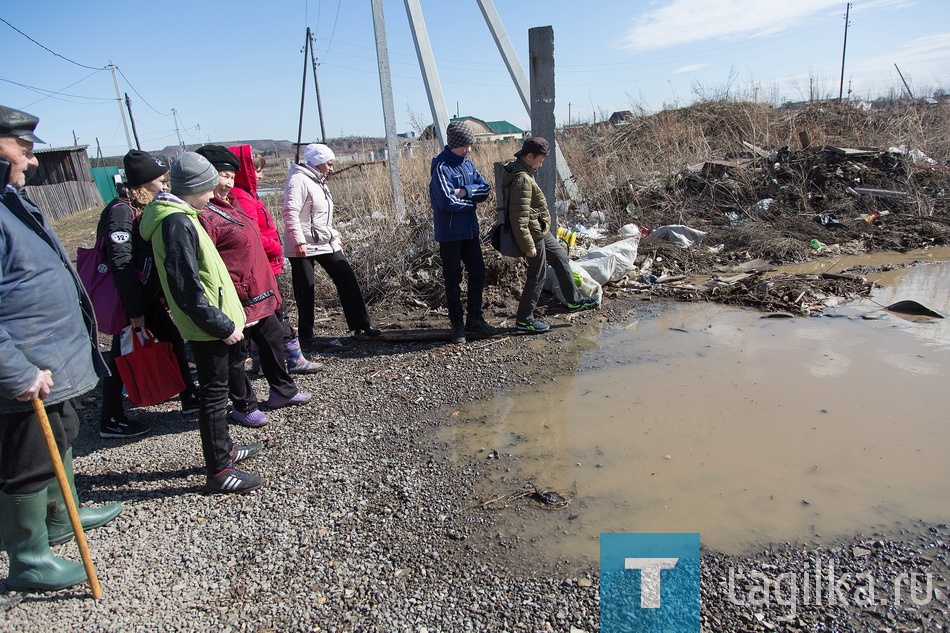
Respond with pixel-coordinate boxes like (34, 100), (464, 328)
(601, 533), (700, 633)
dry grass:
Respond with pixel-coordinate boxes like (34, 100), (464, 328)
(53, 99), (950, 309)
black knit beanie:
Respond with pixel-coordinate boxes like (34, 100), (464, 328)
(123, 150), (168, 187)
(195, 145), (241, 173)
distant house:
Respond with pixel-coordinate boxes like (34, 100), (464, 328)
(423, 116), (525, 144)
(608, 111), (636, 126)
(24, 146), (103, 220)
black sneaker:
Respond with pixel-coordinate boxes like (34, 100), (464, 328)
(451, 323), (466, 344)
(515, 318), (551, 334)
(100, 416), (151, 439)
(354, 326), (382, 338)
(180, 391), (200, 415)
(465, 317), (501, 335)
(205, 467), (264, 494)
(229, 443), (262, 465)
(567, 296), (600, 312)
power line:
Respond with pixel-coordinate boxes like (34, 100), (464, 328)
(115, 66), (172, 116)
(315, 0), (343, 62)
(1, 71), (112, 106)
(0, 16), (105, 71)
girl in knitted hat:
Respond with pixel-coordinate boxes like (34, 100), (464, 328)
(97, 150), (199, 439)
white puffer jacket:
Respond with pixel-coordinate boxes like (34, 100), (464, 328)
(281, 162), (341, 257)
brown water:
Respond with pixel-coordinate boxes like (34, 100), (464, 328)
(437, 248), (950, 562)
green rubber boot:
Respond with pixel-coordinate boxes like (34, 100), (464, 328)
(0, 488), (87, 591)
(47, 448), (122, 545)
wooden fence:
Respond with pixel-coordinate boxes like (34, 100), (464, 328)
(23, 181), (103, 221)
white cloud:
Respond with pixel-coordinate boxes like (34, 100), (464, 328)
(852, 33), (950, 74)
(619, 0), (846, 51)
(673, 63), (706, 74)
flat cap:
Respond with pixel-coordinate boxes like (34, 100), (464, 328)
(0, 105), (45, 143)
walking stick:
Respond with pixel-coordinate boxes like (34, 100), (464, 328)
(31, 394), (102, 599)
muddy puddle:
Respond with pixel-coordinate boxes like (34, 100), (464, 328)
(436, 248), (950, 564)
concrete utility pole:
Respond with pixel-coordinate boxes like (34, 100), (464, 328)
(109, 61), (134, 151)
(404, 0), (451, 148)
(370, 0), (407, 222)
(477, 0), (581, 203)
(529, 26), (557, 231)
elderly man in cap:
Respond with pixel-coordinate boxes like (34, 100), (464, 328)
(0, 105), (120, 591)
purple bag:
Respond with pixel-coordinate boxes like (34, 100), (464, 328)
(76, 229), (128, 335)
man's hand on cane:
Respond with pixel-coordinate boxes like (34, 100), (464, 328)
(16, 368), (54, 401)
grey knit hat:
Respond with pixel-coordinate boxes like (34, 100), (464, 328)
(170, 152), (218, 196)
(446, 121), (475, 149)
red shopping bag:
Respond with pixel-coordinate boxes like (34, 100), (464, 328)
(115, 327), (186, 407)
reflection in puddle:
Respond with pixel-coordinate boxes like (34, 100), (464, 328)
(438, 256), (950, 563)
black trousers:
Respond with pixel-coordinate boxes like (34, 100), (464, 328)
(290, 251), (371, 338)
(101, 301), (195, 420)
(439, 238), (486, 326)
(0, 400), (78, 494)
(189, 339), (240, 474)
(230, 313), (297, 413)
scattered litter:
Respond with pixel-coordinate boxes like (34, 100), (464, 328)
(481, 483), (575, 511)
(650, 225), (707, 248)
(813, 213), (844, 230)
(750, 198), (774, 216)
(885, 300), (944, 318)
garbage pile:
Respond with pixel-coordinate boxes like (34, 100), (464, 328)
(550, 136), (950, 314)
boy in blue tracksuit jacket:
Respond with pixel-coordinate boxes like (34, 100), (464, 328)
(429, 121), (500, 344)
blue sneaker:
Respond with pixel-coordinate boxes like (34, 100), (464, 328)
(515, 318), (550, 334)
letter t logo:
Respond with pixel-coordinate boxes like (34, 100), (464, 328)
(624, 558), (679, 608)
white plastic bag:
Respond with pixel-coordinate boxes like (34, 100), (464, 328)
(544, 261), (603, 306)
(574, 236), (641, 285)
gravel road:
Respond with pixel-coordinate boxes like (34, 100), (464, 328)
(1, 298), (947, 632)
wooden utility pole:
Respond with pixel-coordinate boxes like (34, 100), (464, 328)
(894, 64), (915, 100)
(838, 3), (851, 102)
(294, 28), (311, 164)
(124, 93), (141, 150)
(529, 26), (557, 232)
(370, 0), (406, 221)
(308, 29), (328, 143)
(171, 108), (184, 152)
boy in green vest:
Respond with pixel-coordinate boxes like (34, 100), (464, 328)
(140, 152), (264, 493)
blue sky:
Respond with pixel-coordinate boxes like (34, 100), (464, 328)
(2, 1), (948, 155)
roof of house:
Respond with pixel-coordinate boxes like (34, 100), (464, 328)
(484, 120), (523, 134)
